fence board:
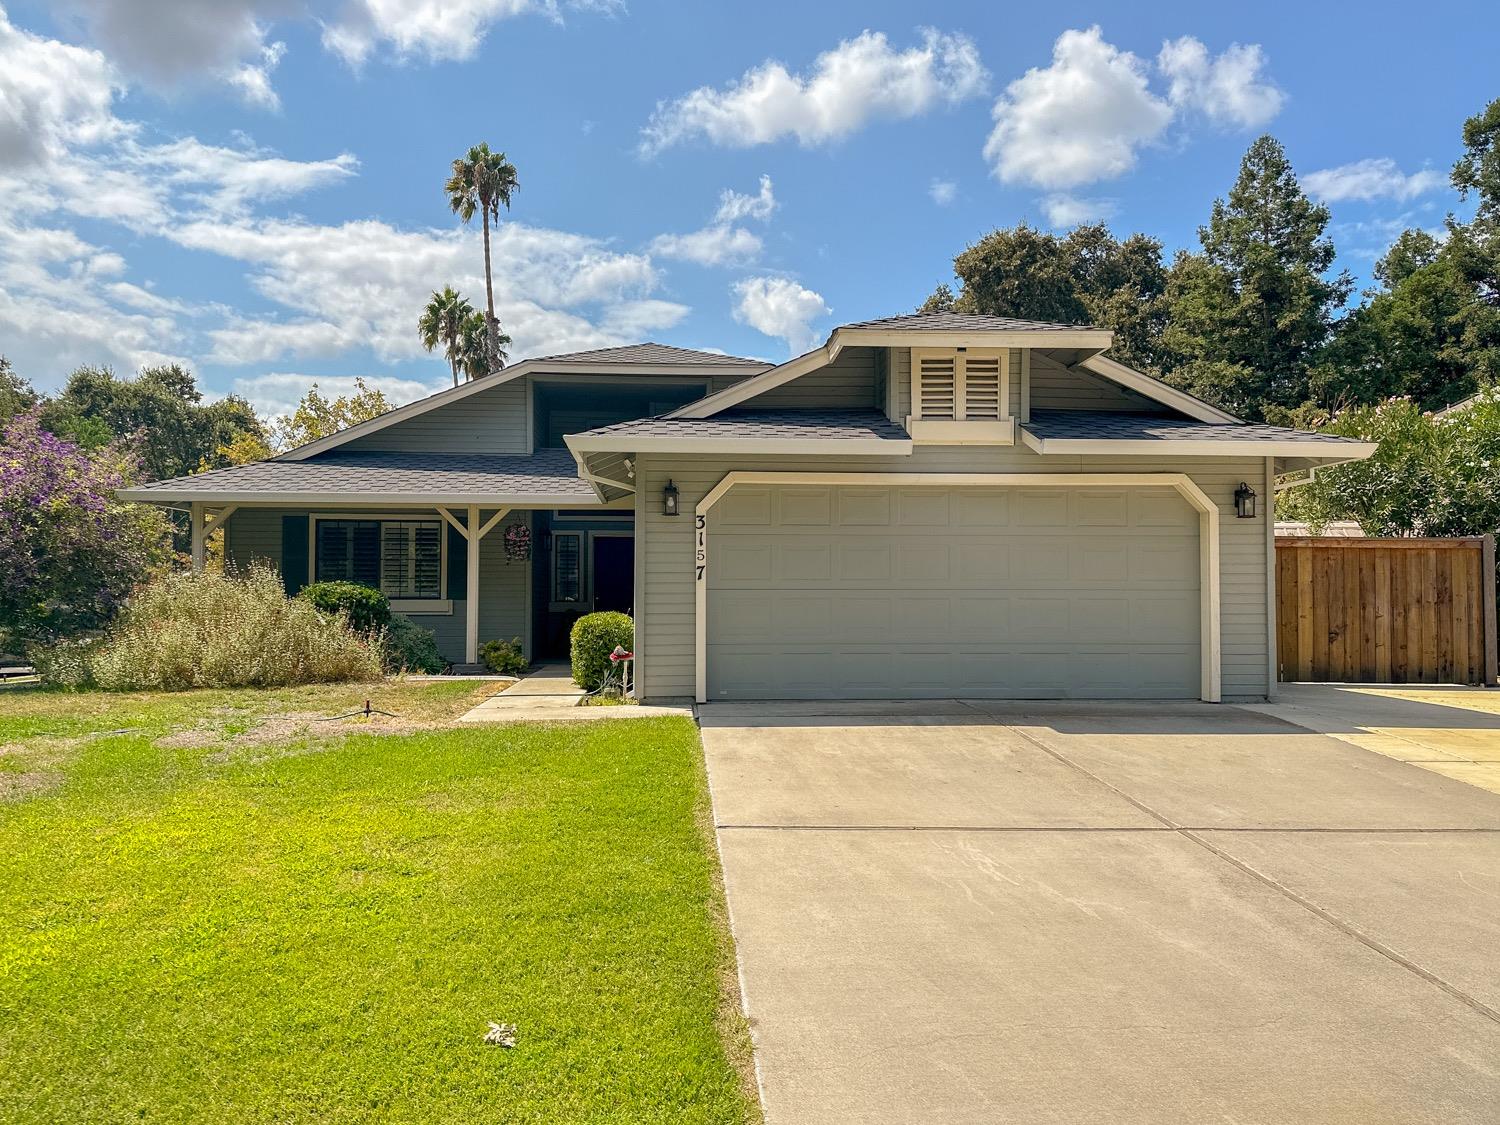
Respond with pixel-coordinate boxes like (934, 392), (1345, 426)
(1276, 537), (1497, 685)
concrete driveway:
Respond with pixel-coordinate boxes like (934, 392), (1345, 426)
(699, 699), (1500, 1124)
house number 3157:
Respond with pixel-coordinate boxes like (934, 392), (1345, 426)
(695, 515), (706, 581)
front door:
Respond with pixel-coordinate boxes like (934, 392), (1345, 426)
(591, 536), (634, 615)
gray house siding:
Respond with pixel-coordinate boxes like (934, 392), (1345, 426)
(341, 376), (531, 453)
(633, 445), (1269, 702)
(750, 347), (879, 409)
(1028, 353), (1158, 412)
(224, 506), (531, 663)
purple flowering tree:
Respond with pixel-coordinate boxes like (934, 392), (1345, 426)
(0, 409), (171, 652)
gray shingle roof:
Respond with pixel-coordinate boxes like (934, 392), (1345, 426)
(121, 448), (598, 501)
(840, 312), (1099, 333)
(526, 341), (769, 367)
(1023, 410), (1370, 445)
(574, 409), (910, 442)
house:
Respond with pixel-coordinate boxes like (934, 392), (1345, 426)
(120, 313), (1375, 703)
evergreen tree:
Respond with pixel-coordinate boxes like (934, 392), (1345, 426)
(1163, 136), (1351, 420)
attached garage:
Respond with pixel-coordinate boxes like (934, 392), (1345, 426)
(702, 477), (1209, 701)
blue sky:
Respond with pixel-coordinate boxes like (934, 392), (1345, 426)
(1, 0), (1493, 418)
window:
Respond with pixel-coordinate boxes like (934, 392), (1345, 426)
(552, 531), (583, 602)
(315, 518), (442, 600)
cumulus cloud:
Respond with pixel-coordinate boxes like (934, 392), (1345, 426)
(1041, 194), (1116, 227)
(732, 276), (829, 356)
(228, 40), (287, 110)
(0, 7), (124, 168)
(984, 28), (1286, 196)
(232, 371), (446, 418)
(929, 178), (957, 206)
(640, 29), (987, 155)
(1303, 157), (1446, 203)
(984, 27), (1171, 191)
(322, 0), (617, 66)
(1158, 37), (1285, 129)
(650, 175), (776, 267)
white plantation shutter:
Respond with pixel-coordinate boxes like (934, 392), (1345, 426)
(915, 352), (957, 419)
(911, 349), (1008, 421)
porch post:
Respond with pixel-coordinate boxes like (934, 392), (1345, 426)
(190, 502), (206, 573)
(466, 504), (480, 666)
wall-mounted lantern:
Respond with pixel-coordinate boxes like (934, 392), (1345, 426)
(1234, 481), (1257, 519)
(662, 479), (680, 517)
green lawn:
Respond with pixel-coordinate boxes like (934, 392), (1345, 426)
(0, 682), (757, 1123)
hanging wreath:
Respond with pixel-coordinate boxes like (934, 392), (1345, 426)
(503, 522), (532, 562)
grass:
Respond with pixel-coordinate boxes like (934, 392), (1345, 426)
(0, 682), (757, 1124)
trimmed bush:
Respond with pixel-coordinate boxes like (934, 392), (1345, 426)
(85, 564), (384, 690)
(569, 611), (633, 691)
(385, 614), (445, 674)
(298, 581), (391, 633)
(479, 637), (528, 677)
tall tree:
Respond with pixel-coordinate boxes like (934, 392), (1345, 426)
(1162, 136), (1351, 420)
(0, 356), (38, 424)
(926, 222), (1172, 373)
(458, 309), (509, 383)
(445, 142), (518, 372)
(40, 364), (266, 482)
(418, 286), (475, 387)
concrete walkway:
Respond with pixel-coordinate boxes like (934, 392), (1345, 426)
(1252, 683), (1500, 795)
(701, 699), (1500, 1124)
(458, 663), (691, 722)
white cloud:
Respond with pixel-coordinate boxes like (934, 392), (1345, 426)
(0, 7), (124, 168)
(984, 26), (1172, 191)
(1041, 194), (1116, 227)
(641, 29), (988, 155)
(1158, 37), (1284, 129)
(929, 178), (957, 205)
(229, 40), (287, 111)
(231, 371), (446, 418)
(732, 276), (829, 356)
(650, 226), (763, 267)
(322, 0), (618, 66)
(1304, 158), (1447, 203)
(715, 174), (777, 223)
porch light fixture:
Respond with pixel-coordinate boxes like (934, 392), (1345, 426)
(1234, 481), (1257, 519)
(662, 479), (680, 517)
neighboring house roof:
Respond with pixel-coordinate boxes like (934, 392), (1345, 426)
(1020, 410), (1377, 458)
(525, 342), (767, 366)
(117, 448), (603, 506)
(566, 409), (913, 455)
(839, 312), (1095, 333)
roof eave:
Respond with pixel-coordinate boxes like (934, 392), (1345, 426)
(1019, 429), (1379, 460)
(117, 488), (620, 507)
(565, 434), (914, 456)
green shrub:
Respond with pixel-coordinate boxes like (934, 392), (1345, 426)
(298, 581), (391, 633)
(385, 614), (446, 674)
(569, 611), (633, 691)
(479, 637), (528, 676)
(86, 564), (385, 690)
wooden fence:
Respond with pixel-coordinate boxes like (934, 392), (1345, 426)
(1276, 536), (1498, 685)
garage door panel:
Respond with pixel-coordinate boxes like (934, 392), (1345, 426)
(708, 485), (1200, 700)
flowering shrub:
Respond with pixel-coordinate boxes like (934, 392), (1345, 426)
(86, 565), (385, 690)
(0, 409), (170, 652)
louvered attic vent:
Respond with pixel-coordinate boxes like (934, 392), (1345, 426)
(908, 349), (1016, 445)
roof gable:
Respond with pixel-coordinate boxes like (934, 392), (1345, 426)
(528, 342), (768, 367)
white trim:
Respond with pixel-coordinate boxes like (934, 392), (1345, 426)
(1074, 354), (1239, 423)
(277, 358), (769, 461)
(1020, 431), (1378, 459)
(906, 418), (1015, 445)
(190, 502), (206, 573)
(466, 505), (480, 664)
(564, 433), (913, 456)
(693, 471), (1222, 705)
(118, 489), (629, 507)
(1264, 456), (1277, 701)
(673, 326), (1111, 419)
(1020, 348), (1031, 423)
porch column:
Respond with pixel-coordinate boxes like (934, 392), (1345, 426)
(466, 504), (480, 665)
(190, 502), (206, 573)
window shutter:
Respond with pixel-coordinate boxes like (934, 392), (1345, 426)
(915, 353), (957, 419)
(962, 354), (1003, 420)
(281, 516), (309, 596)
(447, 524), (467, 600)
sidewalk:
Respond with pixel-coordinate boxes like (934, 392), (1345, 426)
(458, 663), (693, 723)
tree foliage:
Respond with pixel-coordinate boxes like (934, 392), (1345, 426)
(0, 356), (38, 425)
(419, 285), (476, 387)
(0, 409), (172, 651)
(272, 378), (392, 450)
(445, 142), (518, 374)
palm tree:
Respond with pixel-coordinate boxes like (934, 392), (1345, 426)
(445, 143), (518, 370)
(418, 286), (474, 387)
(458, 309), (510, 381)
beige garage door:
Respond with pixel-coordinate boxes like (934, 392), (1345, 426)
(706, 483), (1201, 700)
